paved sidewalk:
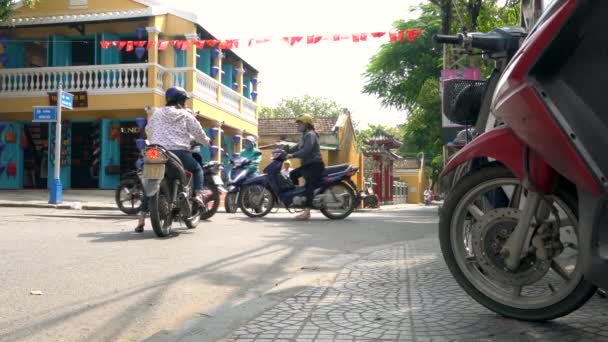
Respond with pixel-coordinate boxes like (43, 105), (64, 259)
(0, 189), (117, 210)
(218, 239), (607, 341)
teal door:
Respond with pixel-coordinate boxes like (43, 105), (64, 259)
(47, 122), (71, 189)
(222, 63), (233, 87)
(196, 48), (212, 75)
(50, 35), (73, 66)
(100, 32), (120, 65)
(99, 119), (120, 189)
(0, 122), (24, 189)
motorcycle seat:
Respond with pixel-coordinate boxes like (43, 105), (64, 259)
(322, 164), (349, 176)
(166, 150), (184, 168)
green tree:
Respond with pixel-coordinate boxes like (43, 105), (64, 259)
(259, 95), (344, 119)
(0, 0), (39, 22)
(363, 1), (520, 189)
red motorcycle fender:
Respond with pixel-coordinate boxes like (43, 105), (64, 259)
(442, 126), (555, 193)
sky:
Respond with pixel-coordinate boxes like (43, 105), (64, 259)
(175, 0), (421, 129)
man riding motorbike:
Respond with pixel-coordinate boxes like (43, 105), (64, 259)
(134, 86), (210, 232)
(285, 114), (325, 221)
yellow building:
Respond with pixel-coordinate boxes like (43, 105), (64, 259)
(257, 113), (365, 189)
(394, 157), (429, 204)
(0, 0), (258, 189)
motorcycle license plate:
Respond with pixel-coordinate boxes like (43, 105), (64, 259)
(212, 175), (224, 185)
(143, 164), (165, 179)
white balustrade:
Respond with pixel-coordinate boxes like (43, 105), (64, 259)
(243, 97), (257, 120)
(195, 70), (218, 102)
(0, 64), (151, 95)
(220, 84), (241, 114)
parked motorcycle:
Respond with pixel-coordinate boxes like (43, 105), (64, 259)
(142, 144), (223, 237)
(115, 169), (144, 215)
(438, 0), (608, 321)
(238, 148), (360, 220)
(436, 25), (526, 198)
(224, 152), (261, 213)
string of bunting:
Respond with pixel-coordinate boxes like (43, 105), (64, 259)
(98, 29), (423, 52)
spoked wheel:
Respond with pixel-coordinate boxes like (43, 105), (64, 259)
(115, 177), (143, 215)
(224, 192), (239, 213)
(199, 184), (220, 220)
(320, 182), (356, 220)
(239, 184), (275, 218)
(439, 165), (596, 321)
(149, 182), (174, 237)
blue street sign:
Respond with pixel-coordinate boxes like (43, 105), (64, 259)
(61, 92), (74, 110)
(33, 106), (58, 122)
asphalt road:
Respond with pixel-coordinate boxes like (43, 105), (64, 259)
(0, 206), (437, 342)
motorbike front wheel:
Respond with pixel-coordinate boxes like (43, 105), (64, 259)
(199, 184), (221, 220)
(239, 185), (275, 218)
(115, 177), (143, 215)
(149, 181), (174, 237)
(439, 164), (596, 321)
(224, 192), (239, 213)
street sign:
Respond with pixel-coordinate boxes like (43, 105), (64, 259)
(61, 92), (74, 110)
(33, 106), (58, 122)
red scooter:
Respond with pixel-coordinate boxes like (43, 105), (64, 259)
(438, 0), (607, 321)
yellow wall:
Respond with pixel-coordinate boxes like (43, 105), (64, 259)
(397, 169), (428, 204)
(12, 0), (147, 16)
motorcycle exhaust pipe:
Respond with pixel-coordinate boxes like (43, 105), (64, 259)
(177, 192), (192, 216)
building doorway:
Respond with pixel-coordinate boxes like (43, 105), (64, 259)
(23, 123), (49, 189)
(71, 121), (98, 188)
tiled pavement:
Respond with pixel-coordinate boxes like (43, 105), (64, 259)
(223, 238), (608, 341)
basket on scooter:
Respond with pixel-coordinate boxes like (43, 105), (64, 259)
(442, 79), (487, 125)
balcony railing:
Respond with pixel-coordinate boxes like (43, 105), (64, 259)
(0, 64), (150, 95)
(0, 63), (257, 123)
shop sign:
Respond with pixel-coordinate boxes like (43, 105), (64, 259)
(49, 91), (88, 108)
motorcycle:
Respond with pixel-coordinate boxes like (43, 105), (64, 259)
(142, 144), (223, 237)
(238, 148), (360, 220)
(436, 25), (526, 199)
(115, 169), (144, 215)
(437, 0), (608, 321)
(224, 152), (261, 213)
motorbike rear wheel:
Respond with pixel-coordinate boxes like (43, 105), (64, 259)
(320, 182), (356, 220)
(149, 181), (174, 237)
(439, 164), (596, 321)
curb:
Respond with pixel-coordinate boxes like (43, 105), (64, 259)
(0, 202), (117, 211)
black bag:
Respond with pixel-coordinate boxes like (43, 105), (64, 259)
(276, 174), (295, 191)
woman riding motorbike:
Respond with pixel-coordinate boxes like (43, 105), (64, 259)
(285, 114), (325, 221)
(133, 86), (210, 232)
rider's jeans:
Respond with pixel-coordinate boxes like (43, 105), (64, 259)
(170, 150), (204, 191)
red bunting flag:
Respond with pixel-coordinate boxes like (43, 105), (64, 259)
(360, 33), (368, 41)
(406, 29), (423, 42)
(147, 40), (156, 50)
(126, 41), (134, 52)
(398, 30), (405, 43)
(100, 41), (111, 49)
(181, 40), (192, 50)
(206, 40), (220, 47)
(195, 40), (206, 49)
(389, 32), (397, 42)
(371, 32), (386, 38)
(119, 41), (127, 51)
(158, 41), (169, 50)
(352, 34), (360, 43)
(283, 36), (303, 46)
(307, 35), (322, 44)
(134, 40), (146, 47)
